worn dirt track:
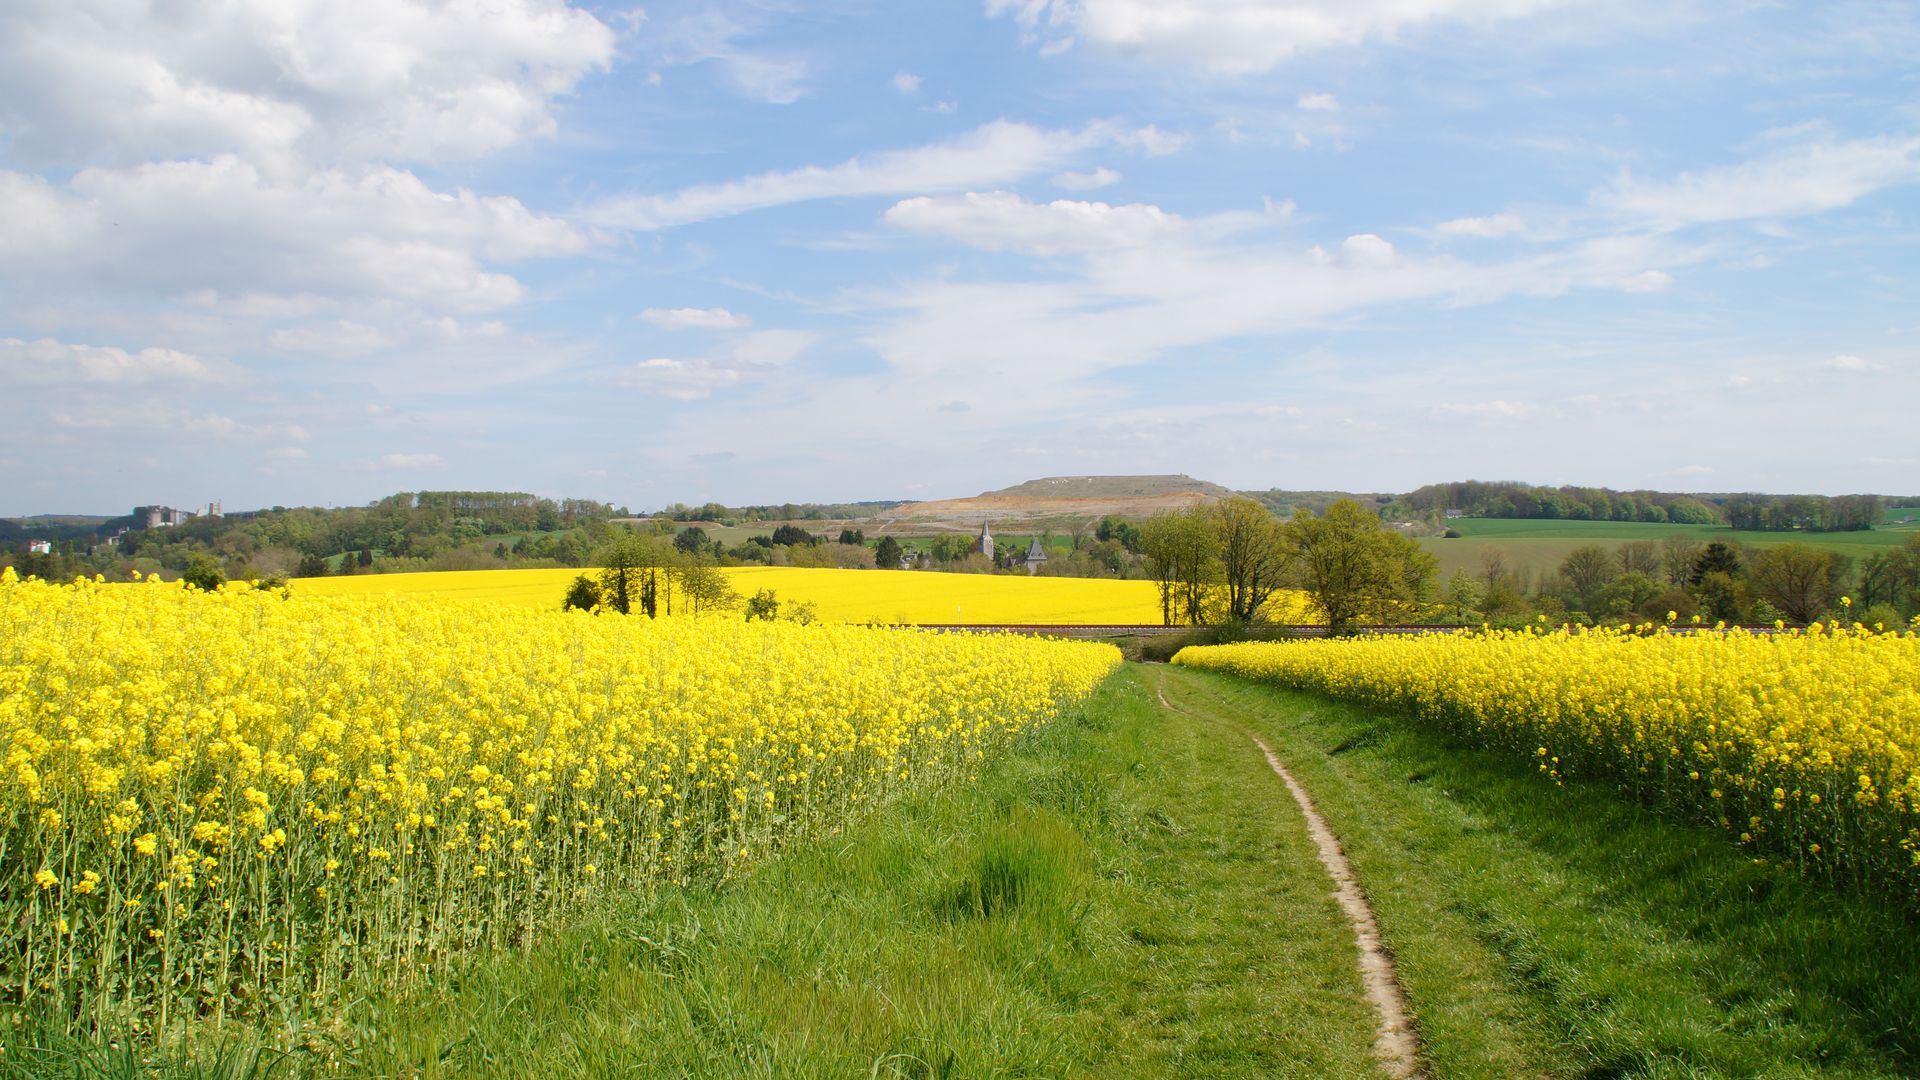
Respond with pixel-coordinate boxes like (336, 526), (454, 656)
(1155, 675), (1424, 1079)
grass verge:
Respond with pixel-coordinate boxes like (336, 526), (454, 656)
(1159, 666), (1920, 1080)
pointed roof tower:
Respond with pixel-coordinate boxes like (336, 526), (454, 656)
(977, 520), (994, 559)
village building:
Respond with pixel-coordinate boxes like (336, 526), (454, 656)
(1022, 537), (1048, 575)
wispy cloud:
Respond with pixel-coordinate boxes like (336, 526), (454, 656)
(585, 120), (1141, 230)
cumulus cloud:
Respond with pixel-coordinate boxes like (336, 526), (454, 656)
(892, 72), (923, 94)
(1435, 399), (1536, 418)
(0, 0), (617, 168)
(1054, 166), (1123, 190)
(378, 452), (445, 469)
(1297, 91), (1339, 111)
(619, 329), (815, 400)
(883, 191), (1185, 255)
(1596, 133), (1920, 229)
(1823, 353), (1885, 372)
(988, 0), (1568, 73)
(0, 336), (223, 384)
(640, 307), (753, 330)
(1435, 212), (1526, 238)
(586, 120), (1165, 230)
(620, 357), (746, 400)
(1, 157), (587, 311)
(269, 321), (395, 355)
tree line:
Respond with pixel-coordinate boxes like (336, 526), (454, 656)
(1460, 534), (1920, 628)
(1138, 497), (1438, 633)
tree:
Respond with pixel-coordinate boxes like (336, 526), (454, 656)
(597, 534), (678, 617)
(1749, 543), (1838, 623)
(1140, 507), (1217, 626)
(673, 526), (708, 555)
(182, 553), (225, 592)
(563, 574), (602, 612)
(1558, 544), (1617, 613)
(1211, 496), (1292, 623)
(676, 563), (739, 613)
(1690, 542), (1741, 585)
(837, 528), (865, 546)
(293, 552), (329, 578)
(1659, 535), (1700, 586)
(1442, 569), (1483, 622)
(744, 588), (780, 621)
(1617, 540), (1659, 577)
(1285, 500), (1438, 633)
(875, 535), (903, 568)
(770, 525), (816, 547)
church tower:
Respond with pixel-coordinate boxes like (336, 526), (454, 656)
(977, 521), (993, 560)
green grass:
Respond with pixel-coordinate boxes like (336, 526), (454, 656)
(1421, 517), (1916, 578)
(1159, 666), (1920, 1080)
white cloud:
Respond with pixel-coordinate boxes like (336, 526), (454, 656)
(1298, 91), (1339, 111)
(1115, 124), (1188, 156)
(269, 321), (395, 356)
(1435, 399), (1535, 417)
(988, 0), (1568, 73)
(620, 358), (745, 400)
(640, 307), (753, 331)
(0, 336), (221, 385)
(1619, 270), (1673, 293)
(642, 10), (809, 105)
(1054, 166), (1123, 190)
(1, 157), (587, 312)
(378, 452), (445, 469)
(1597, 134), (1920, 229)
(586, 120), (1153, 230)
(1823, 353), (1885, 372)
(893, 72), (924, 95)
(0, 0), (616, 168)
(1339, 233), (1398, 267)
(1726, 375), (1755, 390)
(1435, 212), (1526, 238)
(270, 447), (310, 460)
(884, 191), (1185, 255)
(618, 329), (815, 400)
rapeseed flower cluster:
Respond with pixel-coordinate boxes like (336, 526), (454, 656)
(0, 569), (1119, 1031)
(1174, 623), (1920, 903)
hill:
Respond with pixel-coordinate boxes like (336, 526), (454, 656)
(876, 475), (1230, 534)
(981, 475), (1235, 500)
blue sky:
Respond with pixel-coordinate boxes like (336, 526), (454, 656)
(2, 0), (1916, 514)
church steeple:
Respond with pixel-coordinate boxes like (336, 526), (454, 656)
(977, 520), (993, 560)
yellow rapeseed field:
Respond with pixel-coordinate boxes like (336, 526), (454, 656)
(295, 565), (1157, 623)
(0, 570), (1120, 1031)
(1174, 624), (1920, 900)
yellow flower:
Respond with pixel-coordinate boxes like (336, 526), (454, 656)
(33, 868), (57, 890)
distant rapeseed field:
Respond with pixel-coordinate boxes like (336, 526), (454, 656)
(294, 565), (1281, 624)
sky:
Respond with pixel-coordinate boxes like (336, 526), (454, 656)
(1, 0), (1916, 515)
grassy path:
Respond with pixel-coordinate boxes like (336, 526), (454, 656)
(1164, 664), (1920, 1080)
(1154, 673), (1422, 1078)
(269, 664), (1385, 1078)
